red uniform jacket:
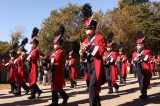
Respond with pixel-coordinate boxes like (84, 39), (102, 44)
(117, 55), (128, 77)
(84, 70), (88, 81)
(80, 59), (88, 81)
(103, 51), (118, 84)
(68, 58), (77, 81)
(0, 63), (4, 72)
(29, 48), (39, 87)
(50, 49), (65, 92)
(83, 62), (88, 81)
(15, 57), (27, 86)
(132, 50), (152, 87)
(83, 34), (106, 87)
(126, 61), (131, 72)
(158, 55), (160, 62)
(150, 57), (155, 72)
(8, 59), (16, 84)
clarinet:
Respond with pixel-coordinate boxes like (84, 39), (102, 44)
(136, 50), (144, 73)
(80, 35), (96, 60)
(116, 55), (123, 71)
(137, 50), (144, 62)
(65, 60), (71, 72)
(116, 55), (123, 65)
(105, 52), (112, 68)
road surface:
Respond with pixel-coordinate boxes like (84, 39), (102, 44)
(0, 74), (160, 106)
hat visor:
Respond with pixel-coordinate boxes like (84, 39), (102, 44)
(53, 35), (61, 44)
(107, 42), (113, 47)
(23, 49), (28, 52)
(136, 37), (145, 44)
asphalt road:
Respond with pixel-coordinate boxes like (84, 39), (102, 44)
(0, 74), (160, 106)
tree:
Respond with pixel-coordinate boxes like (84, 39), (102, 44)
(0, 26), (26, 61)
(119, 0), (149, 8)
(109, 5), (139, 57)
(38, 4), (111, 55)
(9, 26), (25, 45)
(108, 1), (160, 57)
(38, 4), (82, 55)
(134, 2), (160, 53)
(38, 1), (160, 58)
(0, 41), (11, 61)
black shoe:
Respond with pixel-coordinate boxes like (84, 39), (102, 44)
(119, 81), (123, 84)
(13, 90), (21, 95)
(74, 82), (77, 87)
(8, 90), (13, 94)
(108, 90), (113, 94)
(62, 96), (69, 104)
(70, 86), (74, 88)
(46, 103), (58, 106)
(139, 94), (148, 100)
(13, 92), (21, 95)
(25, 90), (29, 95)
(36, 90), (42, 98)
(28, 95), (36, 99)
(86, 88), (89, 92)
(115, 86), (119, 93)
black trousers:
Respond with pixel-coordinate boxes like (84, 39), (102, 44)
(30, 84), (41, 95)
(16, 83), (29, 92)
(108, 82), (119, 92)
(10, 84), (17, 91)
(133, 66), (137, 78)
(117, 65), (123, 83)
(106, 67), (119, 92)
(158, 65), (160, 77)
(68, 70), (76, 88)
(87, 61), (101, 106)
(51, 88), (68, 104)
(21, 83), (29, 91)
(122, 73), (127, 82)
(86, 80), (89, 88)
(70, 79), (76, 88)
(137, 70), (147, 95)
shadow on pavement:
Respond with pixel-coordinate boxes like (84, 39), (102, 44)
(119, 92), (160, 106)
(0, 98), (48, 106)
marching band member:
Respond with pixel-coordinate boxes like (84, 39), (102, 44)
(116, 42), (128, 84)
(132, 31), (152, 100)
(79, 4), (106, 106)
(5, 43), (18, 94)
(103, 33), (119, 94)
(48, 26), (69, 106)
(150, 55), (156, 76)
(27, 27), (42, 99)
(13, 38), (29, 95)
(65, 50), (77, 88)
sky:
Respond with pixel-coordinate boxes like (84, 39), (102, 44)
(0, 0), (159, 50)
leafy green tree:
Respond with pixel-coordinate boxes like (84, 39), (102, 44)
(39, 1), (160, 58)
(0, 41), (11, 61)
(119, 0), (149, 8)
(38, 4), (82, 55)
(0, 26), (26, 61)
(135, 2), (160, 51)
(109, 1), (160, 57)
